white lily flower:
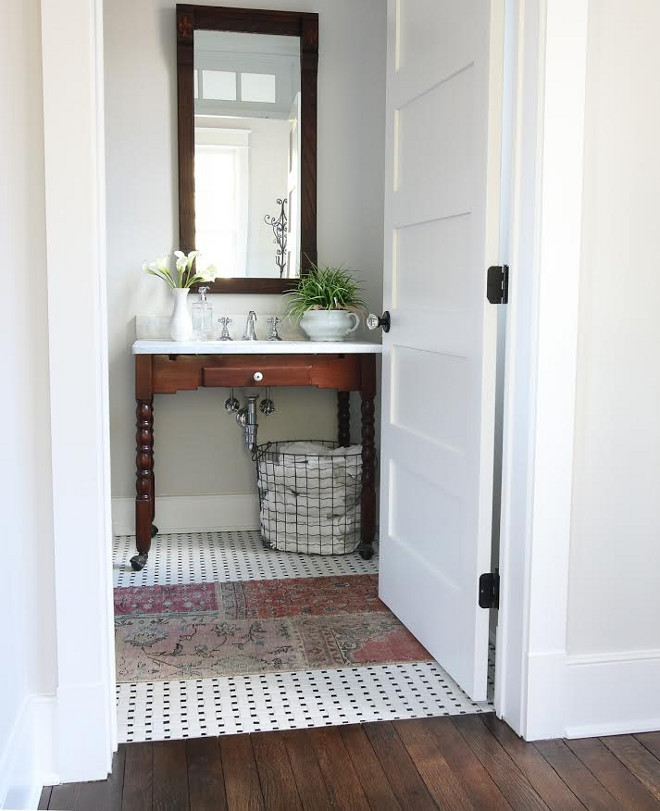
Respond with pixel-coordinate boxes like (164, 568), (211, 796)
(196, 259), (218, 282)
(144, 249), (207, 288)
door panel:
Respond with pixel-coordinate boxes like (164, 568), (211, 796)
(379, 0), (504, 700)
(394, 215), (472, 311)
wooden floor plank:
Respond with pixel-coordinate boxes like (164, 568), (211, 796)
(567, 737), (659, 810)
(219, 734), (264, 811)
(152, 739), (189, 811)
(42, 718), (660, 811)
(186, 737), (228, 811)
(38, 785), (52, 809)
(636, 732), (660, 762)
(453, 715), (548, 810)
(424, 716), (511, 810)
(49, 748), (125, 811)
(108, 748), (127, 811)
(363, 721), (438, 810)
(339, 724), (402, 810)
(122, 742), (153, 811)
(49, 781), (115, 811)
(535, 739), (620, 810)
(394, 718), (473, 810)
(251, 731), (303, 811)
(603, 735), (660, 803)
(307, 726), (371, 810)
(482, 715), (583, 810)
(280, 730), (334, 811)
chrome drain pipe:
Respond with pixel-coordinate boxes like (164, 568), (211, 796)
(236, 394), (259, 451)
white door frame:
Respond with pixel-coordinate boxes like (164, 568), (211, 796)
(41, 0), (590, 780)
(41, 0), (116, 783)
(495, 0), (588, 739)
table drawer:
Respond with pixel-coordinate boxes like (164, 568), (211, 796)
(203, 354), (362, 390)
(203, 362), (313, 388)
(151, 354), (363, 392)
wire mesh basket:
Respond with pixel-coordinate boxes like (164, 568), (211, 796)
(254, 440), (362, 555)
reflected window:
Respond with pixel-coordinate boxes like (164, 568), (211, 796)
(240, 73), (276, 103)
(194, 133), (248, 277)
(201, 70), (237, 101)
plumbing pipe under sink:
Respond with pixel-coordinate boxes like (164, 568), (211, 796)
(236, 394), (259, 451)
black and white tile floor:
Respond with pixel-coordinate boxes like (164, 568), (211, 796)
(114, 531), (493, 743)
(113, 530), (378, 588)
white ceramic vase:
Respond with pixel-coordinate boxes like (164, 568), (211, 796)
(169, 287), (193, 341)
(299, 309), (361, 342)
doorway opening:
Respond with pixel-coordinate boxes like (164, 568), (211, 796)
(112, 495), (495, 743)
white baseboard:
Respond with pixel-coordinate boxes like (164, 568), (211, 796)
(112, 494), (260, 535)
(565, 649), (660, 738)
(56, 682), (113, 784)
(523, 650), (568, 740)
(0, 694), (57, 810)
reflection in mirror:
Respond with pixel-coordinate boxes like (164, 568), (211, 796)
(194, 31), (301, 279)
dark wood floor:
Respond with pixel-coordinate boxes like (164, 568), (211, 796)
(39, 714), (660, 810)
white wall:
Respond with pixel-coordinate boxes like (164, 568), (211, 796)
(569, 0), (660, 656)
(104, 0), (386, 521)
(0, 0), (57, 805)
(565, 0), (660, 735)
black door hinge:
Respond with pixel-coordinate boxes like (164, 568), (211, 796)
(479, 571), (500, 610)
(487, 265), (509, 304)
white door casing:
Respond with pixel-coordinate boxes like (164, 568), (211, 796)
(379, 0), (505, 701)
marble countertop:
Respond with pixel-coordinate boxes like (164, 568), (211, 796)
(132, 339), (383, 355)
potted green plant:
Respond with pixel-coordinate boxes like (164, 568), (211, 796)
(285, 264), (367, 342)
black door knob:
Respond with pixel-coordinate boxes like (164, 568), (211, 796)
(366, 311), (391, 333)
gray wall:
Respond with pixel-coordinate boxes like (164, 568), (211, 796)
(104, 0), (387, 504)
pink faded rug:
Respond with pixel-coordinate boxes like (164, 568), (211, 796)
(114, 575), (431, 683)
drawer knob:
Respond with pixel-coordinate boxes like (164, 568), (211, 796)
(253, 371), (264, 382)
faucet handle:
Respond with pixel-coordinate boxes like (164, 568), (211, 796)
(267, 316), (282, 341)
(217, 316), (233, 341)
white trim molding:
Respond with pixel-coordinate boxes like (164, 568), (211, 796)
(112, 494), (260, 535)
(41, 0), (116, 783)
(497, 0), (589, 739)
(0, 694), (57, 811)
(565, 650), (660, 739)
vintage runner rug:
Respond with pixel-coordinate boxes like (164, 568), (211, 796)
(115, 574), (431, 683)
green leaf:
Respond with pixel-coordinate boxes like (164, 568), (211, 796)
(283, 262), (366, 320)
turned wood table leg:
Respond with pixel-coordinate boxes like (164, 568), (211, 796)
(337, 391), (351, 447)
(359, 356), (377, 560)
(149, 402), (155, 520)
(133, 354), (154, 571)
(133, 398), (153, 571)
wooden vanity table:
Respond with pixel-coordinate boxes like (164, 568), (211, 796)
(132, 340), (382, 571)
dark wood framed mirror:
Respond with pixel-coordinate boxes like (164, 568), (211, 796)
(176, 4), (318, 294)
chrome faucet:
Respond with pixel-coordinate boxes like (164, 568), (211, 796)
(243, 310), (258, 341)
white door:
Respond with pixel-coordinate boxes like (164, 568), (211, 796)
(378, 0), (505, 701)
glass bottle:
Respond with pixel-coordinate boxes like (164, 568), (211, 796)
(192, 285), (213, 340)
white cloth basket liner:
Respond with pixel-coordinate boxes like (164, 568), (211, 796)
(254, 440), (362, 555)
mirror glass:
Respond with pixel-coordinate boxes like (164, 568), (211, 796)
(193, 31), (302, 279)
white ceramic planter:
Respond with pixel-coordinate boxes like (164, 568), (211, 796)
(299, 309), (361, 342)
(169, 288), (193, 341)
